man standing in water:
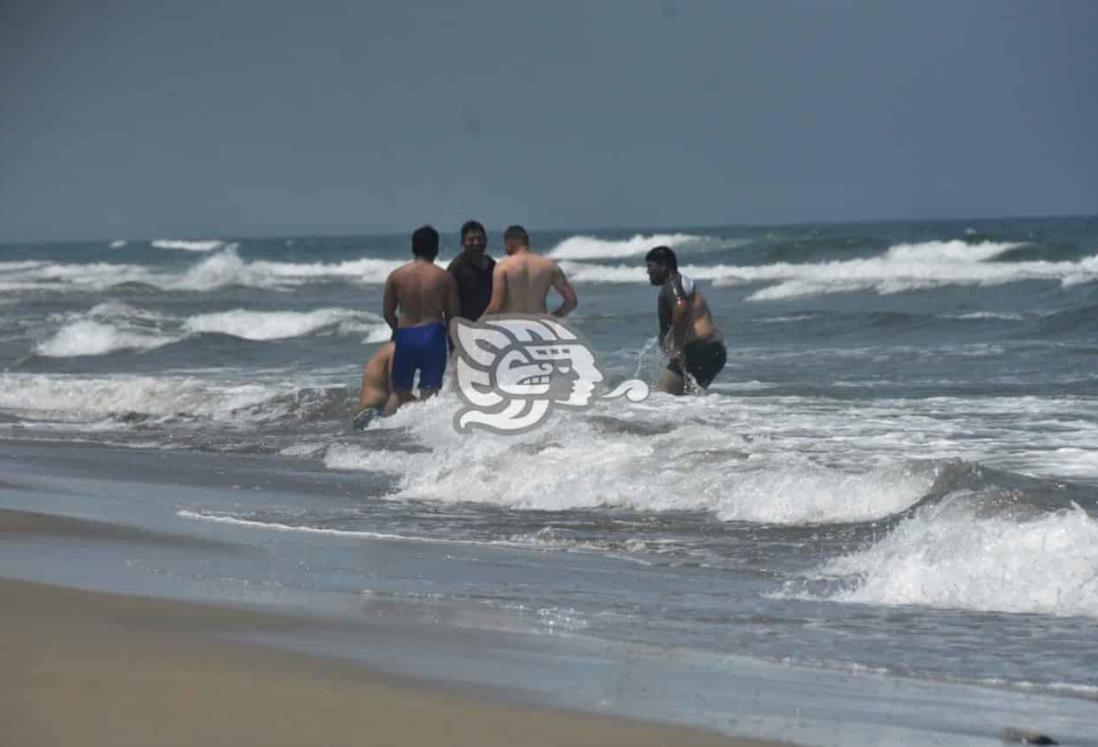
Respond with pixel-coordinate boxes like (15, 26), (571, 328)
(446, 220), (495, 320)
(382, 225), (460, 412)
(645, 246), (726, 394)
(482, 225), (577, 317)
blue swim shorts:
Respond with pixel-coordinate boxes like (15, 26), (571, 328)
(391, 322), (447, 391)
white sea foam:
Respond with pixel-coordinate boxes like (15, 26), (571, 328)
(712, 463), (935, 523)
(151, 239), (226, 252)
(5, 239), (1098, 296)
(0, 260), (48, 271)
(176, 510), (421, 542)
(0, 247), (405, 293)
(0, 259), (152, 293)
(0, 373), (291, 422)
(109, 240), (128, 249)
(172, 248), (269, 290)
(944, 311), (1025, 321)
(710, 240), (1098, 300)
(177, 509), (525, 549)
(556, 260), (762, 285)
(322, 393), (935, 523)
(182, 308), (385, 341)
(168, 248), (410, 290)
(797, 496), (1098, 618)
(33, 302), (386, 357)
(36, 302), (176, 356)
(35, 320), (176, 357)
(547, 233), (724, 260)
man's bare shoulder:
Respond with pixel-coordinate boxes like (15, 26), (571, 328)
(426, 262), (453, 282)
(530, 254), (561, 274)
(495, 255), (522, 273)
(399, 261), (447, 278)
(388, 261), (416, 279)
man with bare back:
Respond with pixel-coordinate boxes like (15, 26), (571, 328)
(382, 225), (460, 412)
(481, 225), (577, 318)
(645, 245), (726, 395)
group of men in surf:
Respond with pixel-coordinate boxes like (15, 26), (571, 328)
(353, 221), (726, 428)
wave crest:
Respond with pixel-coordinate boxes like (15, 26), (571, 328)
(784, 494), (1098, 618)
(151, 239), (227, 252)
(547, 233), (722, 260)
(33, 303), (388, 357)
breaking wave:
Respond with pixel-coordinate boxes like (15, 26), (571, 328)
(783, 493), (1098, 618)
(182, 308), (386, 341)
(0, 248), (407, 293)
(547, 233), (731, 260)
(151, 239), (228, 252)
(0, 373), (294, 422)
(36, 320), (176, 357)
(35, 302), (176, 357)
(322, 393), (939, 523)
(6, 240), (1098, 298)
(33, 303), (388, 357)
(711, 240), (1098, 300)
(558, 241), (1098, 299)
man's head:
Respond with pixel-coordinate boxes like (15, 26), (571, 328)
(460, 220), (487, 257)
(412, 225), (440, 261)
(645, 245), (678, 286)
(503, 225), (530, 256)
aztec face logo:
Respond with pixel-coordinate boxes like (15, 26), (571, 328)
(450, 315), (649, 434)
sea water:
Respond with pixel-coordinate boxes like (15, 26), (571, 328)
(2, 217), (1097, 740)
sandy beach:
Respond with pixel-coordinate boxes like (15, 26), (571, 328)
(2, 439), (1096, 747)
(0, 571), (782, 747)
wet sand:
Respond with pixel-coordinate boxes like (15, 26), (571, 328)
(0, 571), (785, 747)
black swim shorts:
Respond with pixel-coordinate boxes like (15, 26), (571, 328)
(667, 338), (727, 389)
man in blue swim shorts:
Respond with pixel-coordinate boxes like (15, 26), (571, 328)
(381, 225), (460, 413)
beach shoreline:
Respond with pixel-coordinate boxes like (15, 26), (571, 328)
(0, 575), (783, 747)
(2, 438), (1096, 747)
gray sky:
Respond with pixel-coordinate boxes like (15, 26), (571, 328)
(2, 0), (1096, 242)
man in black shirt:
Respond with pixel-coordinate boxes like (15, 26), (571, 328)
(446, 220), (495, 320)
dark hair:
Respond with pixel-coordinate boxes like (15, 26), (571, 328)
(503, 225), (529, 246)
(460, 220), (486, 241)
(645, 245), (678, 272)
(411, 225), (440, 259)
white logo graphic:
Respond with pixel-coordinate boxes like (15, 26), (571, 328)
(450, 315), (649, 434)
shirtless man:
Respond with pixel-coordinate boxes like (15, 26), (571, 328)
(352, 342), (394, 429)
(481, 225), (577, 317)
(382, 225), (460, 410)
(645, 245), (726, 395)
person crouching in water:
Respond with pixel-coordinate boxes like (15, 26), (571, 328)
(381, 225), (459, 413)
(645, 245), (726, 394)
(352, 342), (394, 430)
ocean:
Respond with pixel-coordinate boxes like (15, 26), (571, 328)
(2, 217), (1097, 744)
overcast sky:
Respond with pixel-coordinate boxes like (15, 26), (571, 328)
(2, 1), (1096, 242)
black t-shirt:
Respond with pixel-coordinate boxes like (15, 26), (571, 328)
(447, 252), (496, 320)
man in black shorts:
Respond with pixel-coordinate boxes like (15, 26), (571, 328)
(645, 245), (727, 394)
(446, 220), (495, 320)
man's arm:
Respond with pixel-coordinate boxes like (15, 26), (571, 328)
(444, 274), (460, 324)
(549, 263), (577, 317)
(657, 292), (672, 349)
(481, 263), (507, 317)
(668, 299), (690, 356)
(382, 274), (399, 331)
